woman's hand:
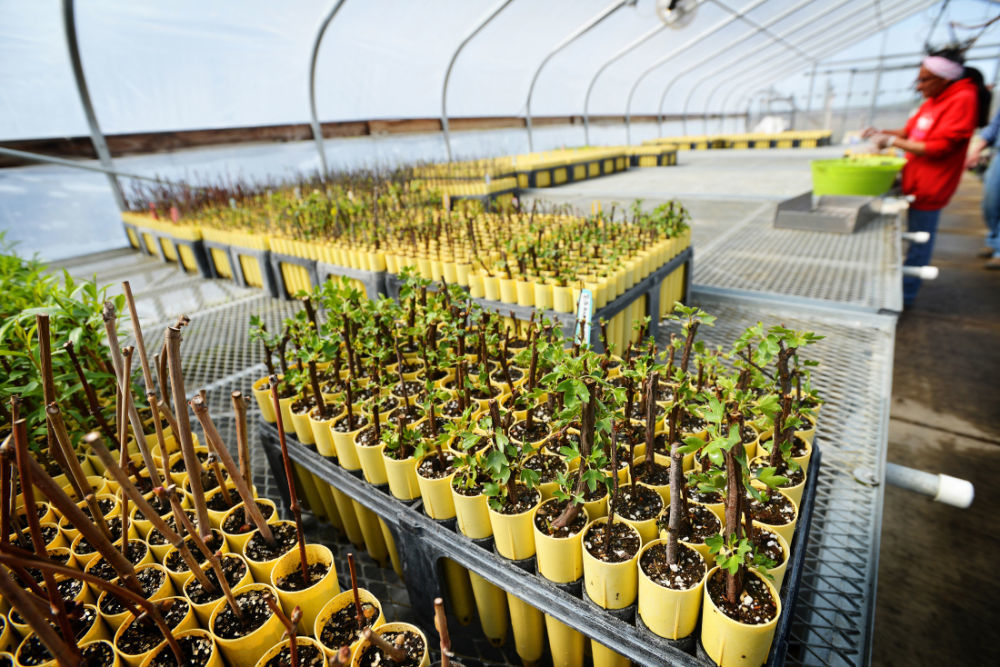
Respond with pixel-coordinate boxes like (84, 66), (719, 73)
(861, 127), (880, 139)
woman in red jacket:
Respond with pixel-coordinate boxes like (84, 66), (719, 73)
(864, 50), (981, 307)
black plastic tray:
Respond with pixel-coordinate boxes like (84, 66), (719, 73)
(259, 418), (820, 666)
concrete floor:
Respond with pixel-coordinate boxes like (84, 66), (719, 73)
(873, 173), (1000, 667)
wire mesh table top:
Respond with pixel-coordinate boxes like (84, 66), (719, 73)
(73, 249), (895, 666)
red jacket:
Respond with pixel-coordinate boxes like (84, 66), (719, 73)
(901, 77), (978, 210)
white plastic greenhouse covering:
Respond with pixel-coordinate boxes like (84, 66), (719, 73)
(0, 0), (976, 141)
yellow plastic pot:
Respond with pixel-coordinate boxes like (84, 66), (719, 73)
(506, 594), (545, 665)
(309, 411), (339, 458)
(620, 509), (662, 546)
(582, 518), (641, 610)
(313, 588), (385, 658)
(488, 490), (540, 561)
(468, 271), (485, 298)
(583, 492), (609, 522)
(452, 488), (492, 539)
(0, 612), (15, 653)
(163, 530), (228, 590)
(637, 539), (706, 640)
(78, 639), (121, 667)
(440, 558), (475, 626)
(209, 583), (285, 667)
(254, 636), (326, 667)
(331, 415), (366, 471)
(289, 407), (315, 445)
(753, 488), (799, 548)
(701, 567), (781, 667)
(515, 279), (534, 306)
(270, 543), (340, 634)
(183, 553), (254, 625)
(16, 610), (108, 667)
(244, 520), (297, 583)
(498, 277), (517, 304)
(277, 396), (295, 431)
(221, 498), (279, 553)
(139, 629), (223, 667)
(533, 500), (588, 584)
(482, 275), (500, 301)
(349, 622), (429, 667)
(382, 452), (421, 501)
(751, 523), (790, 591)
(467, 571), (509, 646)
(328, 486), (365, 549)
(357, 441), (389, 485)
(98, 564), (172, 633)
(544, 614), (584, 667)
(552, 285), (574, 313)
(351, 500), (389, 565)
(415, 456), (456, 520)
(114, 595), (196, 667)
(533, 282), (553, 310)
(292, 463), (329, 520)
(591, 637), (630, 667)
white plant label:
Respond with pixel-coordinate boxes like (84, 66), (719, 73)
(574, 288), (594, 346)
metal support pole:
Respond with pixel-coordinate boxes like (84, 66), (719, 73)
(840, 68), (856, 138)
(525, 0), (631, 152)
(442, 0), (514, 161)
(308, 0), (350, 180)
(623, 0), (770, 143)
(866, 29), (889, 128)
(991, 46), (1000, 88)
(61, 0), (125, 211)
(0, 146), (196, 188)
(803, 63), (818, 131)
(582, 22), (667, 145)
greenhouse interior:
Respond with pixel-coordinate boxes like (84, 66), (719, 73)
(2, 1), (999, 666)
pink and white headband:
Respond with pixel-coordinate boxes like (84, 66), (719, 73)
(923, 55), (964, 81)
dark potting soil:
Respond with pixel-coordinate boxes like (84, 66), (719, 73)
(36, 524), (60, 547)
(319, 601), (379, 649)
(524, 453), (566, 483)
(206, 487), (239, 511)
(17, 605), (97, 665)
(135, 495), (173, 520)
(633, 459), (671, 485)
(493, 486), (540, 515)
(334, 413), (369, 432)
(86, 558), (117, 582)
(753, 527), (786, 567)
(534, 498), (587, 538)
(706, 569), (778, 625)
(640, 542), (706, 591)
(125, 540), (149, 565)
(654, 383), (674, 402)
(523, 403), (555, 425)
(659, 504), (722, 544)
(79, 640), (115, 667)
(265, 644), (326, 667)
(74, 517), (123, 554)
(164, 531), (225, 572)
(686, 485), (724, 505)
(415, 418), (448, 439)
(0, 652), (11, 667)
(626, 401), (666, 421)
(356, 425), (381, 448)
(245, 522), (297, 562)
(759, 434), (809, 459)
(470, 384), (500, 400)
(600, 449), (630, 474)
(742, 426), (758, 444)
(357, 630), (425, 667)
(491, 367), (523, 384)
(387, 406), (424, 426)
(582, 482), (608, 503)
(79, 497), (116, 520)
(615, 485), (663, 521)
(375, 395), (400, 414)
(509, 420), (549, 444)
(391, 380), (424, 399)
(617, 422), (647, 446)
(100, 565), (166, 615)
(276, 561), (329, 591)
(749, 490), (796, 527)
(452, 477), (485, 496)
(679, 412), (708, 432)
(213, 588), (272, 639)
(171, 450), (209, 473)
(184, 554), (248, 604)
(222, 501), (276, 534)
(56, 577), (83, 602)
(440, 398), (466, 418)
(417, 452), (457, 479)
(584, 522), (640, 563)
(147, 512), (196, 545)
(322, 376), (346, 394)
(749, 458), (805, 489)
(117, 599), (191, 655)
(460, 435), (491, 456)
(146, 635), (214, 667)
(131, 475), (154, 495)
(292, 394), (317, 415)
(354, 386), (378, 404)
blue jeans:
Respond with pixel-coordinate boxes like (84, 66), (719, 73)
(981, 156), (1000, 257)
(903, 207), (942, 306)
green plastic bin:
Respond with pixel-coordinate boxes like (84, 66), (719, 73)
(810, 157), (905, 196)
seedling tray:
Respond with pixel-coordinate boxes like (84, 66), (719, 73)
(259, 419), (820, 667)
(269, 251), (320, 300)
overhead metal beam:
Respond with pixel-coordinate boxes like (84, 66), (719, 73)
(712, 0), (929, 131)
(724, 0), (936, 130)
(622, 0), (771, 145)
(61, 0), (125, 211)
(525, 0), (633, 152)
(678, 0), (867, 134)
(308, 0), (350, 180)
(442, 0), (514, 161)
(582, 21), (669, 145)
(0, 146), (195, 189)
